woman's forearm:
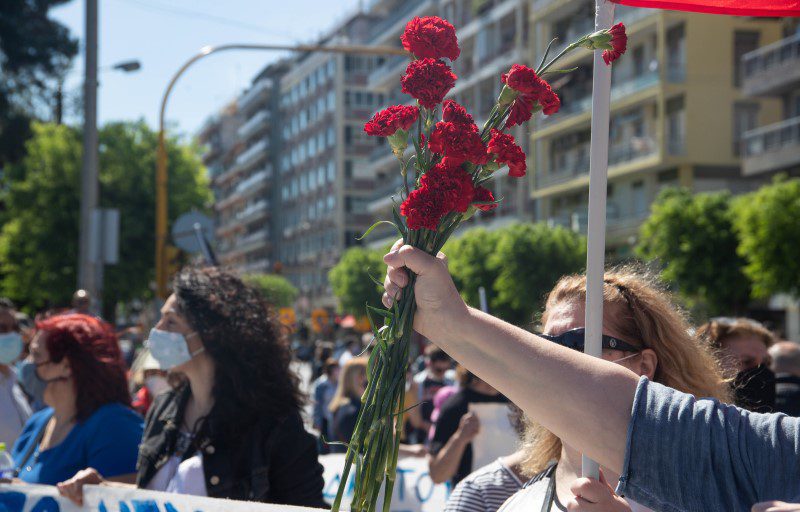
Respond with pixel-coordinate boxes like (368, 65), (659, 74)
(428, 434), (470, 484)
(436, 307), (639, 473)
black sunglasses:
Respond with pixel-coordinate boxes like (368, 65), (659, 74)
(538, 328), (640, 353)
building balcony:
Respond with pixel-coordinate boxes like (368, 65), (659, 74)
(239, 257), (271, 275)
(742, 33), (800, 97)
(238, 78), (272, 113)
(367, 0), (432, 44)
(235, 167), (272, 194)
(368, 173), (406, 213)
(539, 71), (659, 128)
(742, 115), (800, 176)
(456, 0), (517, 42)
(450, 46), (523, 97)
(367, 54), (409, 91)
(237, 110), (271, 141)
(534, 136), (658, 196)
(235, 199), (270, 223)
(235, 139), (269, 171)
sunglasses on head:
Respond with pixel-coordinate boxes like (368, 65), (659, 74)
(538, 328), (640, 353)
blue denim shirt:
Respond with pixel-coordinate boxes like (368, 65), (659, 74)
(616, 377), (800, 511)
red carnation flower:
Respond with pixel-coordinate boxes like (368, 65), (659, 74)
(473, 186), (497, 211)
(401, 16), (460, 61)
(442, 100), (476, 130)
(420, 161), (475, 213)
(428, 121), (488, 165)
(504, 92), (536, 128)
(501, 64), (549, 96)
(400, 186), (446, 231)
(401, 58), (457, 110)
(487, 129), (526, 177)
(603, 23), (627, 66)
(539, 88), (561, 116)
(364, 105), (419, 136)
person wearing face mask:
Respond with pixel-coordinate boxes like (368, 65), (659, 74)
(494, 269), (730, 512)
(0, 300), (31, 447)
(697, 317), (776, 413)
(57, 267), (326, 508)
(9, 314), (143, 485)
(131, 352), (169, 416)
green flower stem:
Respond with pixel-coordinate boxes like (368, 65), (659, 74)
(537, 40), (584, 76)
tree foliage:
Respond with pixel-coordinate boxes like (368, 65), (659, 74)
(443, 228), (502, 311)
(0, 121), (211, 313)
(329, 246), (386, 315)
(243, 273), (299, 308)
(733, 177), (800, 299)
(636, 187), (751, 315)
(0, 0), (78, 165)
(487, 223), (586, 326)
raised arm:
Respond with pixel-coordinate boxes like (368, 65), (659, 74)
(382, 245), (638, 474)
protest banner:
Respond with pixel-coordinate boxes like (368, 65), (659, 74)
(321, 454), (449, 512)
(0, 456), (448, 512)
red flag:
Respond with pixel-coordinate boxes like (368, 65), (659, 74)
(612, 0), (800, 16)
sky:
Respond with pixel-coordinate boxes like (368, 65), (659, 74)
(51, 0), (362, 137)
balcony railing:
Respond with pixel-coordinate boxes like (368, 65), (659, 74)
(742, 115), (800, 175)
(367, 54), (408, 90)
(540, 71), (659, 126)
(234, 168), (272, 194)
(539, 153), (589, 188)
(238, 79), (271, 113)
(368, 0), (428, 41)
(742, 33), (800, 96)
(235, 139), (268, 170)
(609, 137), (657, 165)
(235, 200), (269, 221)
(237, 110), (270, 140)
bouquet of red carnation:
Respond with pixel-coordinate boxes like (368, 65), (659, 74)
(332, 16), (626, 512)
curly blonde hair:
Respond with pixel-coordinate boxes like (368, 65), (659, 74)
(522, 265), (731, 476)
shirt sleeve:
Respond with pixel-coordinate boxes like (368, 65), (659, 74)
(430, 399), (464, 456)
(444, 478), (486, 512)
(85, 407), (144, 478)
(616, 377), (800, 511)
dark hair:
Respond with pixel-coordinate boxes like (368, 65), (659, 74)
(424, 344), (450, 363)
(323, 357), (339, 376)
(36, 314), (130, 421)
(172, 267), (304, 437)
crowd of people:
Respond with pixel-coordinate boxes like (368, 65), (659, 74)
(0, 255), (799, 511)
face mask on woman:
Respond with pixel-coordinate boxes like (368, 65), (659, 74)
(145, 375), (170, 396)
(146, 328), (204, 370)
(17, 359), (47, 403)
(0, 331), (22, 364)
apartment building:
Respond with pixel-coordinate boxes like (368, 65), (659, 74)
(199, 63), (286, 275)
(277, 12), (385, 309)
(741, 22), (800, 178)
(528, 1), (783, 257)
(365, 0), (532, 247)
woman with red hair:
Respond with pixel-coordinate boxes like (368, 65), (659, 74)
(10, 314), (143, 484)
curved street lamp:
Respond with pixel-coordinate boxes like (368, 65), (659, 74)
(156, 43), (409, 298)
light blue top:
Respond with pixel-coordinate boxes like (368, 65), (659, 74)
(616, 377), (800, 511)
(11, 403), (143, 485)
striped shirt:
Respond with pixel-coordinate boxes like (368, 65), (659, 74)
(444, 458), (524, 512)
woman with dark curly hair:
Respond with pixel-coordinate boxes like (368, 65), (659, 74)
(10, 314), (143, 485)
(57, 267), (326, 508)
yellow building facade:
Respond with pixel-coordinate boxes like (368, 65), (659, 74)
(528, 1), (784, 256)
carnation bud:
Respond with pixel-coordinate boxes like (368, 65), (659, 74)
(387, 129), (410, 162)
(497, 85), (519, 108)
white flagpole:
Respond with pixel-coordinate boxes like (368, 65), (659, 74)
(582, 0), (616, 480)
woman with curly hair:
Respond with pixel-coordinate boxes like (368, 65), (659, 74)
(11, 314), (143, 484)
(57, 267), (326, 508)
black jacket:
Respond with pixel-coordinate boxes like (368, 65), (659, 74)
(135, 385), (327, 508)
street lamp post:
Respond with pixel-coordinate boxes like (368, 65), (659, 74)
(155, 42), (409, 299)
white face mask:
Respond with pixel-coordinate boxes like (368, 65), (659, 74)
(145, 375), (170, 396)
(0, 331), (23, 365)
(146, 328), (204, 370)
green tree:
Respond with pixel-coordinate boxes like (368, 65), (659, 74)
(243, 273), (299, 308)
(0, 121), (211, 314)
(444, 228), (502, 311)
(489, 223), (586, 326)
(636, 187), (751, 316)
(329, 246), (386, 315)
(733, 177), (800, 299)
(0, 0), (78, 165)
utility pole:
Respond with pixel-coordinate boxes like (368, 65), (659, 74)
(78, 0), (99, 304)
